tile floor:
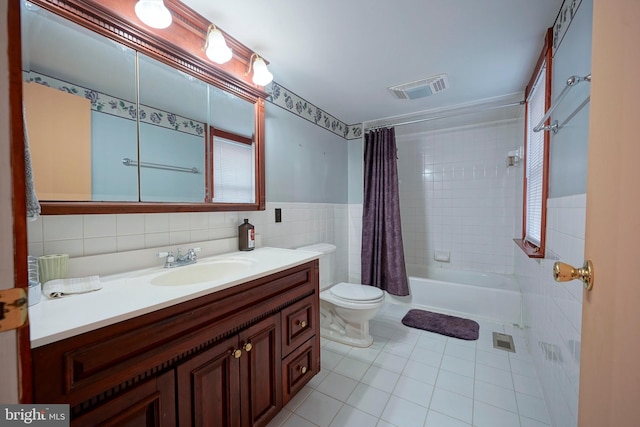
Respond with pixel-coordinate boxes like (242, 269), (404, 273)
(267, 302), (551, 427)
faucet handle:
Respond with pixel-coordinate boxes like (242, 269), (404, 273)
(157, 251), (175, 262)
(187, 247), (201, 260)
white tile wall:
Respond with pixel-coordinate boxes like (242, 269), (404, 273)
(27, 202), (350, 283)
(347, 204), (363, 284)
(262, 202), (349, 282)
(394, 120), (521, 275)
(28, 212), (237, 258)
(346, 120), (522, 281)
(516, 193), (586, 427)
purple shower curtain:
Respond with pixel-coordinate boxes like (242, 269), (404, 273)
(361, 127), (409, 296)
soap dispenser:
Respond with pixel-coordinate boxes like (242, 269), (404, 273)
(238, 219), (255, 251)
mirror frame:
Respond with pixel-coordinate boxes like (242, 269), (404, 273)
(25, 0), (267, 214)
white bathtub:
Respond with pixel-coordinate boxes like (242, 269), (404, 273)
(385, 265), (522, 325)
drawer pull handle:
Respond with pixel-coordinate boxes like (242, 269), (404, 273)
(299, 365), (307, 374)
(296, 320), (307, 328)
(232, 349), (242, 359)
(243, 342), (253, 352)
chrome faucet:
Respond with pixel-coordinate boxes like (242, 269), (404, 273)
(157, 247), (201, 268)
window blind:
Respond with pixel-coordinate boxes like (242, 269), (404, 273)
(213, 137), (255, 203)
(525, 64), (547, 248)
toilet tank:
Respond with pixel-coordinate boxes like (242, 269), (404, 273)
(296, 243), (336, 290)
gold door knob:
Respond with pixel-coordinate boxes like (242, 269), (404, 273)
(553, 260), (594, 291)
(296, 320), (307, 328)
(232, 349), (242, 359)
(243, 342), (253, 352)
(299, 365), (307, 374)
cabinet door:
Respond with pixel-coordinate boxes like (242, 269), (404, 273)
(177, 336), (241, 427)
(73, 371), (175, 427)
(239, 314), (282, 427)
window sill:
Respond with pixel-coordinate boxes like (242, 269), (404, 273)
(513, 239), (544, 259)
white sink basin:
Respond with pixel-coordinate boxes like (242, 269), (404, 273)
(151, 259), (256, 286)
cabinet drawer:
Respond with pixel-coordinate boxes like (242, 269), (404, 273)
(281, 296), (316, 356)
(281, 338), (318, 405)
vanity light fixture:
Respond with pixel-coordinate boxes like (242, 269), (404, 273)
(135, 0), (172, 29)
(246, 53), (273, 86)
(203, 24), (233, 64)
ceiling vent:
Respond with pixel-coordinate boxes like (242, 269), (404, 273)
(388, 73), (450, 100)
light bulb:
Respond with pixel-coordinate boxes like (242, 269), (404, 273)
(135, 0), (172, 29)
(205, 27), (233, 64)
(251, 57), (273, 86)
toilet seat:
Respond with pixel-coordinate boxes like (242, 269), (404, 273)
(329, 282), (384, 303)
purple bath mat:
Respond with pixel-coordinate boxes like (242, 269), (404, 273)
(401, 309), (479, 340)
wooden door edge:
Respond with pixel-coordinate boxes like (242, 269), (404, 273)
(8, 0), (33, 404)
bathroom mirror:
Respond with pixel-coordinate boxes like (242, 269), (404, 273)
(22, 1), (138, 202)
(20, 0), (266, 213)
(209, 85), (256, 204)
(137, 53), (208, 202)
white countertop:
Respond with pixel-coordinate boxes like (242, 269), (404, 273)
(28, 247), (319, 348)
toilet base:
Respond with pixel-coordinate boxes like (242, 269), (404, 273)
(319, 301), (378, 348)
(320, 326), (374, 348)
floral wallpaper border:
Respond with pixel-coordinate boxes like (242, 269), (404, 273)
(552, 0), (583, 56)
(24, 71), (362, 141)
(265, 82), (362, 140)
(23, 71), (205, 137)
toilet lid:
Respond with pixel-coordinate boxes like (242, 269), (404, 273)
(330, 283), (384, 302)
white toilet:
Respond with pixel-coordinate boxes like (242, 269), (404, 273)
(297, 243), (384, 348)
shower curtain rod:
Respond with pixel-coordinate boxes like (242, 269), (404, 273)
(364, 100), (525, 131)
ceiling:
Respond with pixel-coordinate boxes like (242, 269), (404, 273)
(182, 0), (562, 127)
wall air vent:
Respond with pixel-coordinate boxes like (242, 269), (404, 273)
(388, 74), (450, 100)
(492, 332), (516, 353)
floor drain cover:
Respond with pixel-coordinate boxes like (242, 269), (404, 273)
(492, 332), (516, 353)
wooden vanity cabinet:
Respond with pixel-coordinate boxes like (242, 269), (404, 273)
(32, 260), (320, 427)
